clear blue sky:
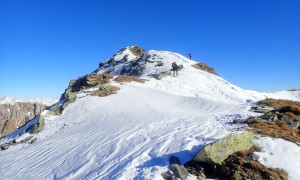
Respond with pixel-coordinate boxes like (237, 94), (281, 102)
(0, 0), (299, 98)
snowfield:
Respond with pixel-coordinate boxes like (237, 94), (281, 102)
(0, 48), (299, 180)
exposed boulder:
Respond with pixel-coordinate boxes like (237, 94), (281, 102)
(170, 164), (189, 180)
(192, 63), (218, 76)
(0, 102), (47, 137)
(194, 131), (254, 165)
(168, 156), (190, 180)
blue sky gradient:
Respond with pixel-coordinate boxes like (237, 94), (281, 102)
(0, 0), (299, 98)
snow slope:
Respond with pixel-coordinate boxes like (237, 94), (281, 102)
(0, 47), (299, 179)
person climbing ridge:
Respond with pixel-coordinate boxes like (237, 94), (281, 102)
(172, 62), (179, 77)
(188, 53), (192, 60)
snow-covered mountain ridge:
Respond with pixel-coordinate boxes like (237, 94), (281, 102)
(93, 45), (299, 103)
(0, 46), (299, 179)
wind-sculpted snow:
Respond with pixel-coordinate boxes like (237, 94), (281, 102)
(0, 84), (251, 179)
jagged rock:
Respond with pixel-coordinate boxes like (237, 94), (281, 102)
(161, 171), (172, 180)
(128, 45), (146, 58)
(170, 164), (189, 180)
(71, 74), (114, 92)
(194, 131), (254, 165)
(192, 63), (218, 76)
(60, 74), (115, 108)
(0, 102), (47, 137)
(31, 115), (45, 134)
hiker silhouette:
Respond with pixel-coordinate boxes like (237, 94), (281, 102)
(172, 62), (179, 77)
(188, 53), (192, 60)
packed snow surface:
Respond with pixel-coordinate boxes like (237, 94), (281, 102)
(0, 49), (299, 179)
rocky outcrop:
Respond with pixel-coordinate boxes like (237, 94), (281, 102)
(90, 85), (120, 97)
(0, 102), (47, 137)
(194, 131), (254, 165)
(31, 115), (45, 134)
(185, 146), (288, 180)
(192, 63), (218, 76)
(70, 74), (114, 92)
(234, 98), (300, 143)
(128, 45), (146, 58)
(60, 74), (114, 108)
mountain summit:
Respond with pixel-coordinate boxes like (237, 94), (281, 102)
(1, 46), (299, 179)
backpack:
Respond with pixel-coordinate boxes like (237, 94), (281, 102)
(172, 62), (177, 69)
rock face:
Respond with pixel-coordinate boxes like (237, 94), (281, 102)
(60, 74), (115, 108)
(96, 46), (150, 76)
(0, 102), (47, 137)
(194, 131), (254, 165)
(192, 63), (218, 76)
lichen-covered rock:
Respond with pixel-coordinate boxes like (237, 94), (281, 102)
(194, 131), (254, 165)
